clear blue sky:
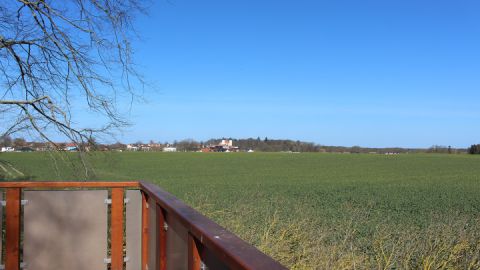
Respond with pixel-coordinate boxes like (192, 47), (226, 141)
(112, 0), (480, 148)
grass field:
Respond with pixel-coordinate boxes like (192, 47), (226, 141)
(1, 152), (480, 269)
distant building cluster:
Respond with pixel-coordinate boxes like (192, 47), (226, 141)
(201, 139), (239, 152)
(162, 146), (177, 152)
(1, 142), (81, 152)
(104, 140), (242, 153)
(124, 143), (174, 152)
(1, 142), (51, 152)
(1, 147), (15, 152)
(0, 140), (180, 153)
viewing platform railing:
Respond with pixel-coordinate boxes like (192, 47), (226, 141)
(0, 181), (287, 270)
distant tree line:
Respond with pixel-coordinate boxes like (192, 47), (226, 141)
(205, 138), (468, 154)
(175, 139), (201, 152)
(205, 137), (319, 152)
(1, 135), (27, 148)
(468, 144), (480, 154)
(427, 145), (455, 154)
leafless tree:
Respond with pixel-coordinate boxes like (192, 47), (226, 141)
(0, 0), (147, 150)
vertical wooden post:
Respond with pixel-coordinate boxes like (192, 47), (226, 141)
(111, 188), (125, 270)
(141, 191), (149, 270)
(5, 188), (21, 270)
(156, 205), (167, 270)
(188, 234), (201, 270)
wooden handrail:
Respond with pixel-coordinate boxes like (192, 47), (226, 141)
(0, 181), (139, 188)
(140, 181), (287, 270)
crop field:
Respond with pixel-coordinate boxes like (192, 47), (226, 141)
(1, 152), (480, 269)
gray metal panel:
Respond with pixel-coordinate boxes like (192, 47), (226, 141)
(126, 190), (142, 270)
(148, 197), (157, 270)
(24, 190), (108, 270)
(166, 216), (188, 270)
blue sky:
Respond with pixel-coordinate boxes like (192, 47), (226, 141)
(108, 0), (480, 147)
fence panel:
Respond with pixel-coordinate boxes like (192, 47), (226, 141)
(23, 190), (108, 270)
(166, 215), (188, 270)
(126, 189), (142, 270)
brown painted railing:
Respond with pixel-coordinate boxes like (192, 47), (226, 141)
(0, 181), (287, 270)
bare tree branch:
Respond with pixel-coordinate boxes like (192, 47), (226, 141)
(0, 0), (148, 145)
(0, 95), (49, 104)
(0, 0), (149, 178)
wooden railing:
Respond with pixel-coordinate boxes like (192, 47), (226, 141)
(0, 181), (287, 270)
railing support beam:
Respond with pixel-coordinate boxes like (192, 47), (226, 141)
(5, 188), (21, 270)
(111, 188), (125, 270)
(156, 204), (167, 270)
(141, 191), (149, 270)
(188, 233), (202, 270)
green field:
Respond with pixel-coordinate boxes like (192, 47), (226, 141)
(1, 152), (480, 269)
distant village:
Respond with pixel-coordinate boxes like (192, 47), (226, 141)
(124, 139), (242, 153)
(0, 138), (247, 153)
